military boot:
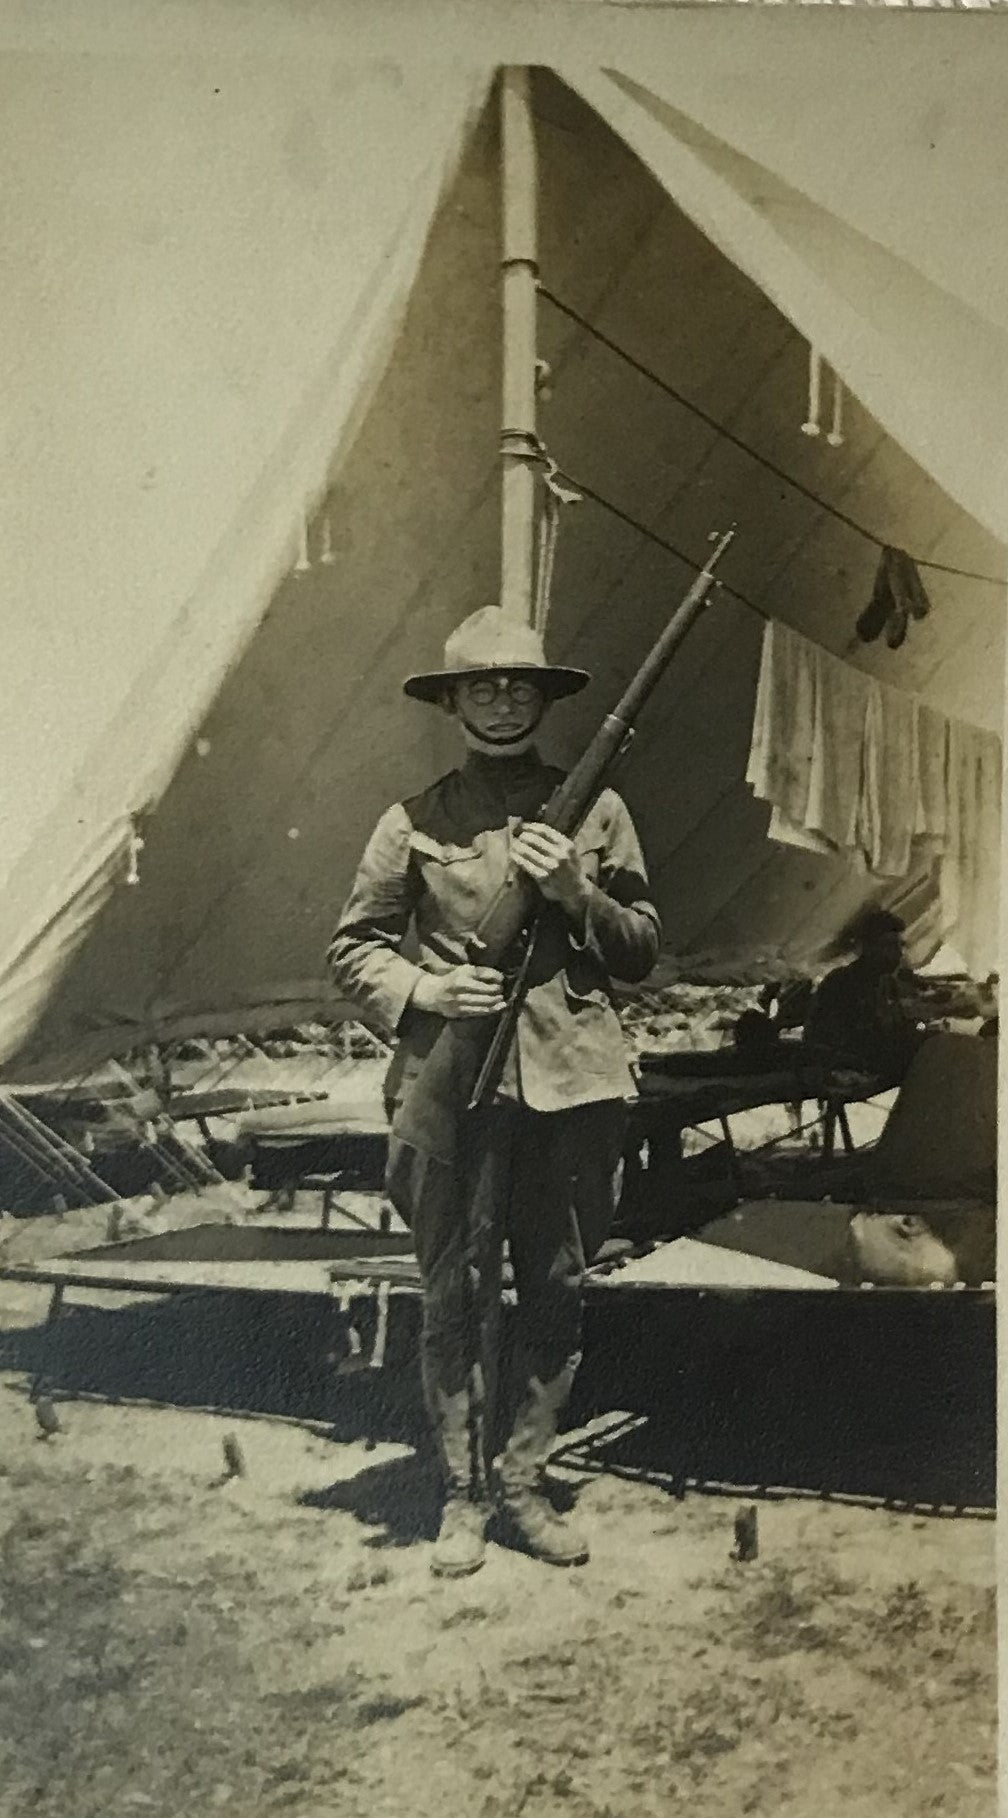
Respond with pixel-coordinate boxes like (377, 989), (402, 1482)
(426, 1375), (488, 1578)
(498, 1363), (589, 1566)
(431, 1494), (488, 1578)
(499, 1484), (589, 1567)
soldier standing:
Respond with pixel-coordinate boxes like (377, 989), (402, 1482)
(328, 606), (660, 1577)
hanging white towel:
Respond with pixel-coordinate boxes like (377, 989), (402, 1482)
(745, 617), (1002, 975)
(746, 618), (818, 825)
(857, 679), (919, 877)
(914, 702), (948, 843)
(939, 721), (1002, 978)
(748, 619), (870, 859)
(805, 642), (871, 852)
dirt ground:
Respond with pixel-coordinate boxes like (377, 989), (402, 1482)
(0, 1245), (997, 1818)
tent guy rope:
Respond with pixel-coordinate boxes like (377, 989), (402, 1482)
(539, 288), (1004, 589)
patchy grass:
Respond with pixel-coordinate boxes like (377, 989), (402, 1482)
(0, 1398), (996, 1818)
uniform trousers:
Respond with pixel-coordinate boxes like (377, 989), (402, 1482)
(385, 1097), (626, 1496)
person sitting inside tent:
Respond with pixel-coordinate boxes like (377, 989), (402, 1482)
(731, 1008), (783, 1062)
(803, 909), (925, 1080)
(327, 606), (660, 1580)
(758, 977), (815, 1034)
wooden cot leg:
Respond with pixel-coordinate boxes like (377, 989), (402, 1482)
(718, 1117), (745, 1199)
(31, 1283), (66, 1401)
(822, 1101), (837, 1162)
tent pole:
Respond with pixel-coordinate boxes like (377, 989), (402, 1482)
(499, 66), (538, 625)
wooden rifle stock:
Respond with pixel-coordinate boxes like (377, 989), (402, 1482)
(467, 525), (737, 1107)
(391, 527), (737, 1153)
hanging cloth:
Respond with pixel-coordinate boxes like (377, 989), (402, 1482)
(857, 680), (919, 876)
(914, 702), (948, 843)
(939, 720), (1003, 978)
(746, 618), (1002, 971)
(747, 619), (869, 858)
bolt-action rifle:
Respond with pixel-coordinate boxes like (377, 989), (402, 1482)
(390, 527), (737, 1157)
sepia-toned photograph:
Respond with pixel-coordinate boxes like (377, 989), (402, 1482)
(0, 7), (1002, 1816)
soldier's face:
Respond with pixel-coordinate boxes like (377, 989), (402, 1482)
(453, 673), (546, 748)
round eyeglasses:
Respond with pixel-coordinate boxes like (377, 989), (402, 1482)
(462, 675), (543, 707)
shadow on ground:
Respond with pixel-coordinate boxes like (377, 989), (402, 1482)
(0, 1278), (995, 1510)
(571, 1288), (996, 1510)
(0, 1290), (425, 1439)
(299, 1449), (442, 1545)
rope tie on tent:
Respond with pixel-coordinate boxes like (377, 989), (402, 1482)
(802, 348), (844, 446)
(801, 347), (822, 437)
(534, 450), (582, 634)
(827, 372), (845, 448)
(126, 823), (145, 887)
(295, 505), (338, 574)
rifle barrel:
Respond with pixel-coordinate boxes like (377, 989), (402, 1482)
(466, 525), (736, 1111)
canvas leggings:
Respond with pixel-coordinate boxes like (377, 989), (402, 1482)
(385, 1099), (626, 1498)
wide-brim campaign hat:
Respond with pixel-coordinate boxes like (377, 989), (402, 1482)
(403, 605), (590, 704)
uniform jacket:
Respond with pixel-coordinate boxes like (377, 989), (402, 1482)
(327, 749), (661, 1115)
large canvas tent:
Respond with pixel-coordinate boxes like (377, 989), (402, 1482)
(1, 14), (1005, 1080)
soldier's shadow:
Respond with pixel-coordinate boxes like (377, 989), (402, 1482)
(299, 1449), (441, 1547)
(298, 1442), (581, 1549)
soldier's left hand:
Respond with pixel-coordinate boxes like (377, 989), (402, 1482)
(511, 823), (590, 913)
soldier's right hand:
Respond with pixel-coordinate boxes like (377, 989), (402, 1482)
(411, 964), (506, 1019)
